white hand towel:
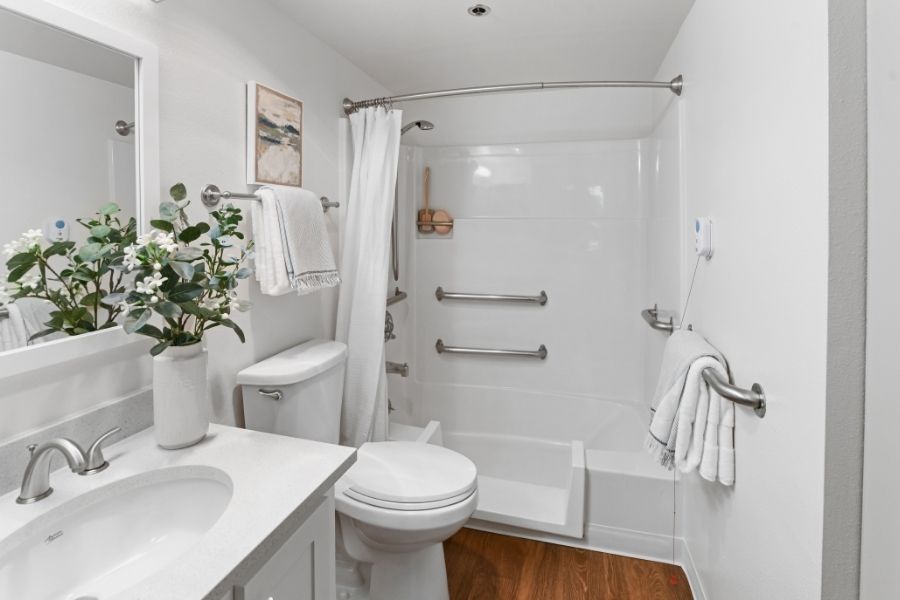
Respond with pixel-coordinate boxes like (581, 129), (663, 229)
(268, 186), (341, 294)
(252, 186), (340, 296)
(251, 187), (292, 296)
(647, 330), (735, 485)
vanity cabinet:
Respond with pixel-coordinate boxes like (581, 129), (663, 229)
(233, 494), (336, 600)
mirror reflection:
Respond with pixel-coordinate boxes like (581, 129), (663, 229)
(0, 8), (139, 353)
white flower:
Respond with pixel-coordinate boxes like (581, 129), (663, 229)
(20, 274), (41, 290)
(135, 230), (156, 248)
(123, 245), (140, 271)
(135, 275), (166, 295)
(149, 296), (159, 304)
(153, 262), (162, 271)
(154, 231), (179, 255)
(22, 229), (43, 244)
(201, 295), (225, 311)
(2, 230), (42, 258)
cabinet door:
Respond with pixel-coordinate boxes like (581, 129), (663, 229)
(236, 494), (336, 600)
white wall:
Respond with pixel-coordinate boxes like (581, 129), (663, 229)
(0, 0), (389, 440)
(654, 1), (830, 598)
(0, 49), (135, 251)
(860, 0), (900, 596)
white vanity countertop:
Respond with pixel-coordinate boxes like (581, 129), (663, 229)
(0, 424), (356, 599)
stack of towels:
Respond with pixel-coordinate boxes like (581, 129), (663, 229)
(646, 330), (735, 486)
(251, 186), (341, 296)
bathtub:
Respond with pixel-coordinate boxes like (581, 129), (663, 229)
(395, 384), (677, 560)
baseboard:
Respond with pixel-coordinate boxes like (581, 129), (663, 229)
(465, 520), (706, 600)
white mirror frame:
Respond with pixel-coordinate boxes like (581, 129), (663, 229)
(0, 0), (159, 379)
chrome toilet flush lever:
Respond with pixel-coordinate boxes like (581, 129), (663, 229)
(81, 427), (122, 475)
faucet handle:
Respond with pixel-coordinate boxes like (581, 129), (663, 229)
(81, 427), (121, 475)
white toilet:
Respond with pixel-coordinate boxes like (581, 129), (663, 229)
(238, 339), (478, 600)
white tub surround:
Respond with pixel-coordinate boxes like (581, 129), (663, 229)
(0, 424), (356, 600)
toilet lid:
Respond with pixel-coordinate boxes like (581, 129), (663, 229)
(343, 442), (477, 508)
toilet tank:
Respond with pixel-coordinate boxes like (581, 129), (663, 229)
(237, 340), (347, 444)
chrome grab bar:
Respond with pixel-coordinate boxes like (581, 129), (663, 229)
(386, 288), (407, 307)
(436, 339), (548, 360)
(386, 361), (409, 377)
(702, 368), (767, 418)
(641, 304), (674, 333)
(435, 287), (548, 306)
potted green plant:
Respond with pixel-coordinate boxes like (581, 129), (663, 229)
(1, 204), (137, 341)
(113, 183), (253, 449)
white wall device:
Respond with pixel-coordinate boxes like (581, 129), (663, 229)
(694, 217), (713, 259)
(44, 218), (70, 242)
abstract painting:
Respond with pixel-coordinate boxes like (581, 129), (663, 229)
(246, 82), (302, 187)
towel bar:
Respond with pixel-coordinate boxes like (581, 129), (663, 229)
(435, 339), (548, 360)
(386, 288), (407, 307)
(199, 184), (339, 212)
(435, 287), (548, 305)
(641, 304), (675, 333)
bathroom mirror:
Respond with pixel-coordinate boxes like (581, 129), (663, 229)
(0, 0), (158, 372)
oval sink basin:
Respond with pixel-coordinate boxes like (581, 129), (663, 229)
(0, 466), (232, 600)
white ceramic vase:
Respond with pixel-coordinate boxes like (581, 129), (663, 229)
(152, 343), (209, 449)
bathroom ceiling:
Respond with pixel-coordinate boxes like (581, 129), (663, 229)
(270, 0), (694, 94)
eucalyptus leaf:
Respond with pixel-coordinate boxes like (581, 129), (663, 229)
(158, 202), (179, 221)
(154, 300), (182, 319)
(174, 247), (203, 261)
(99, 202), (120, 216)
(150, 340), (173, 357)
(150, 219), (174, 233)
(102, 292), (125, 306)
(90, 225), (112, 239)
(169, 183), (187, 202)
(124, 308), (152, 334)
(235, 267), (252, 279)
(169, 261), (195, 280)
(78, 243), (103, 263)
(179, 226), (202, 244)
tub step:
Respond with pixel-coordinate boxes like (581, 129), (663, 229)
(475, 475), (571, 534)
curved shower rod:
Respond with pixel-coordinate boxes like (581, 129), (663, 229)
(343, 75), (683, 114)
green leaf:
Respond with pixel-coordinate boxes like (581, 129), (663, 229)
(137, 324), (164, 339)
(124, 308), (152, 334)
(169, 183), (187, 202)
(6, 263), (35, 283)
(150, 340), (173, 356)
(80, 291), (100, 307)
(6, 252), (38, 270)
(218, 318), (246, 343)
(150, 219), (174, 233)
(158, 202), (179, 221)
(28, 329), (59, 342)
(70, 270), (94, 283)
(99, 202), (120, 216)
(154, 300), (182, 319)
(169, 261), (195, 280)
(235, 267), (252, 279)
(174, 247), (203, 261)
(43, 241), (75, 258)
(90, 225), (112, 239)
(102, 292), (125, 307)
(78, 243), (104, 263)
(179, 301), (217, 319)
(195, 222), (211, 234)
(178, 226), (202, 244)
(167, 282), (204, 303)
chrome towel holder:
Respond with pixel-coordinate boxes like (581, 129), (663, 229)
(200, 184), (340, 213)
(641, 304), (766, 418)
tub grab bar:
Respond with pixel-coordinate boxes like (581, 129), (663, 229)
(702, 368), (766, 418)
(436, 339), (548, 360)
(641, 304), (674, 333)
(435, 287), (548, 305)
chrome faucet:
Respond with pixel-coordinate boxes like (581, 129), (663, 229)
(16, 427), (121, 504)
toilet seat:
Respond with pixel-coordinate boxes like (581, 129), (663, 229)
(342, 442), (477, 511)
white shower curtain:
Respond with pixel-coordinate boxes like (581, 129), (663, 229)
(336, 106), (403, 447)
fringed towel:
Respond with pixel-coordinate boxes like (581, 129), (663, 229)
(646, 330), (735, 485)
(252, 186), (341, 296)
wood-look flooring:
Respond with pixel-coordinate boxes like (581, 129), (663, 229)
(444, 528), (693, 600)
